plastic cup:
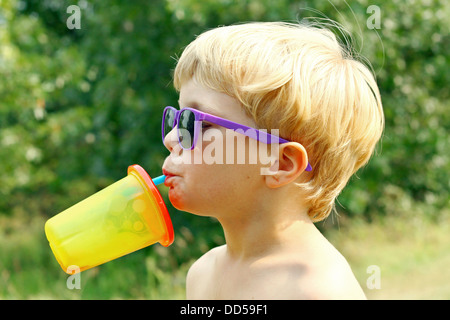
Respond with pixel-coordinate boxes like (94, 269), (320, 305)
(44, 164), (173, 274)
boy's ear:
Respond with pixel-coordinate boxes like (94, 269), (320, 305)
(264, 142), (309, 188)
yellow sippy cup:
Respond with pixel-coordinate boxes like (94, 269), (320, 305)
(44, 164), (173, 274)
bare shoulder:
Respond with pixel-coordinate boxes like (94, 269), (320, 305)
(301, 248), (367, 300)
(186, 245), (225, 299)
(255, 240), (366, 300)
(187, 245), (225, 277)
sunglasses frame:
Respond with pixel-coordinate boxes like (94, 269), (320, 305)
(162, 106), (312, 171)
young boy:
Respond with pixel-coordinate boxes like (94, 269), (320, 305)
(162, 22), (384, 299)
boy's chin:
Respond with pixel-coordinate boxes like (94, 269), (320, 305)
(168, 192), (213, 217)
(167, 188), (184, 211)
(168, 189), (194, 213)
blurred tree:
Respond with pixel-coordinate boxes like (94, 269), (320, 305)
(0, 0), (448, 233)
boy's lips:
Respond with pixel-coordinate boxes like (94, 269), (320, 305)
(162, 169), (180, 186)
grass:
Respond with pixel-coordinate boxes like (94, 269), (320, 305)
(325, 212), (450, 299)
(1, 209), (449, 299)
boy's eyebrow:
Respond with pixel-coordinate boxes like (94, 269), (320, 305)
(177, 99), (224, 118)
(177, 99), (204, 111)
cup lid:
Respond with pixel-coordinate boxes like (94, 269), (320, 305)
(127, 164), (174, 247)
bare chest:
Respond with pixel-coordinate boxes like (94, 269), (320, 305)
(196, 261), (307, 299)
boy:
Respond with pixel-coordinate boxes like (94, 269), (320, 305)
(162, 22), (384, 299)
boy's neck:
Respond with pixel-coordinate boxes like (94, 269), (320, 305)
(217, 194), (320, 261)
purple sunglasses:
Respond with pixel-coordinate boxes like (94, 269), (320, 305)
(162, 106), (312, 171)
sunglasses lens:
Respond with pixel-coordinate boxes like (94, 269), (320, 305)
(163, 108), (176, 138)
(178, 109), (195, 149)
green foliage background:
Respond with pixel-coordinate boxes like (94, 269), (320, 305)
(0, 0), (448, 299)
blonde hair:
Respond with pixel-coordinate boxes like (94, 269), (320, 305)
(173, 21), (384, 222)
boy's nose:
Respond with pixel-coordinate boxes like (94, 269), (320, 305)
(163, 127), (178, 152)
